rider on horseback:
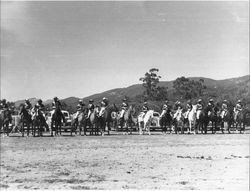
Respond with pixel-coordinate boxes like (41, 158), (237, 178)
(208, 99), (214, 108)
(120, 98), (129, 119)
(234, 100), (243, 119)
(52, 97), (66, 123)
(35, 99), (47, 125)
(206, 99), (214, 115)
(185, 100), (193, 119)
(0, 99), (8, 110)
(173, 101), (183, 119)
(220, 100), (228, 119)
(24, 99), (32, 111)
(196, 99), (203, 120)
(78, 99), (85, 110)
(87, 99), (95, 118)
(99, 97), (109, 117)
(141, 102), (149, 119)
(160, 100), (170, 118)
(36, 99), (45, 111)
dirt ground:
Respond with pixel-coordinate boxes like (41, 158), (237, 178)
(0, 131), (249, 190)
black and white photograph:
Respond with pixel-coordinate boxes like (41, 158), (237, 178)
(0, 1), (249, 190)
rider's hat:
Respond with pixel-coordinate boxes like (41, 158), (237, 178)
(79, 99), (83, 103)
(2, 99), (6, 103)
(53, 97), (58, 100)
(187, 100), (191, 104)
(34, 104), (39, 108)
(89, 99), (94, 103)
(52, 106), (56, 109)
(143, 102), (148, 105)
(122, 98), (127, 102)
(38, 99), (42, 103)
(237, 100), (242, 103)
(223, 100), (228, 103)
(198, 99), (202, 103)
(209, 99), (214, 103)
(175, 101), (181, 105)
(165, 100), (169, 104)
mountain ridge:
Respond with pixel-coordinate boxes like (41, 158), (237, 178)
(14, 75), (250, 112)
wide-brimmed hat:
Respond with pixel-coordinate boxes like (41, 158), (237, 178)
(89, 99), (94, 103)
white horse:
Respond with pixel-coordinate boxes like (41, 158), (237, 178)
(185, 105), (197, 134)
(138, 110), (154, 135)
(173, 108), (185, 134)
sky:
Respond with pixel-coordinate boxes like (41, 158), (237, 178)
(1, 1), (249, 101)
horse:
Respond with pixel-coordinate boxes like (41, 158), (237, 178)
(203, 106), (221, 134)
(111, 111), (120, 131)
(121, 106), (136, 135)
(220, 108), (234, 133)
(19, 105), (33, 136)
(0, 109), (12, 137)
(184, 105), (197, 134)
(32, 109), (44, 137)
(195, 107), (205, 134)
(159, 109), (172, 134)
(71, 109), (87, 136)
(51, 109), (65, 136)
(138, 110), (155, 135)
(97, 105), (119, 136)
(233, 110), (245, 133)
(85, 108), (99, 135)
(172, 109), (185, 134)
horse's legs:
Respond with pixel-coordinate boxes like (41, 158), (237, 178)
(59, 124), (62, 135)
(138, 122), (142, 135)
(22, 122), (25, 137)
(5, 123), (9, 136)
(181, 121), (184, 134)
(188, 121), (191, 134)
(107, 122), (111, 135)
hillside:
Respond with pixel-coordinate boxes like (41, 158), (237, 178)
(14, 75), (250, 113)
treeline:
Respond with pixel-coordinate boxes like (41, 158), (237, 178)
(129, 68), (250, 113)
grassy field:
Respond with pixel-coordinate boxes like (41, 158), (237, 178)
(0, 132), (249, 190)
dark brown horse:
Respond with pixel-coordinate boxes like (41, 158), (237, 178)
(160, 109), (173, 134)
(19, 104), (33, 136)
(97, 105), (119, 136)
(51, 109), (65, 136)
(203, 105), (221, 134)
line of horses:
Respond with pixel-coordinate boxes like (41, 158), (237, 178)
(0, 103), (248, 137)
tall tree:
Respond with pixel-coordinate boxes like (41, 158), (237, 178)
(139, 68), (167, 100)
(173, 77), (206, 100)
